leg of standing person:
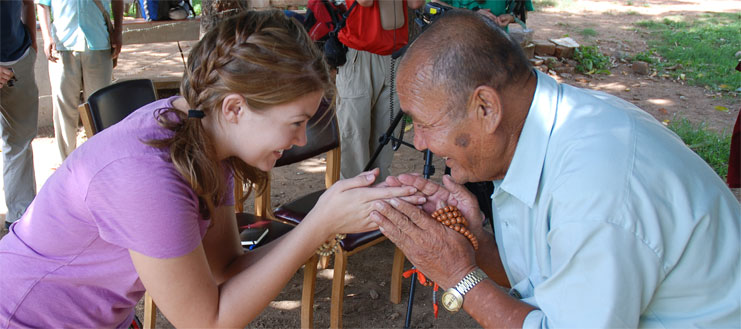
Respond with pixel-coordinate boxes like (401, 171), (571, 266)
(80, 49), (113, 105)
(49, 50), (83, 162)
(337, 48), (374, 180)
(0, 50), (38, 227)
(368, 54), (397, 182)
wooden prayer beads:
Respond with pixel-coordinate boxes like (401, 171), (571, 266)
(316, 233), (347, 256)
(431, 206), (479, 250)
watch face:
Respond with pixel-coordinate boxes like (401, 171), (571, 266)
(441, 291), (463, 312)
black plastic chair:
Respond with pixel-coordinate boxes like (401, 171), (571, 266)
(78, 79), (158, 136)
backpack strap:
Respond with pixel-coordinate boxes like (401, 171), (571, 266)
(329, 0), (358, 36)
(321, 0), (341, 26)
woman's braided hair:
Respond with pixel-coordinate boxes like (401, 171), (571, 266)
(148, 10), (332, 219)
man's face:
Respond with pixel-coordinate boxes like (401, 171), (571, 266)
(397, 68), (493, 184)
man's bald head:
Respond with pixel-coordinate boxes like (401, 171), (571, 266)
(398, 10), (533, 116)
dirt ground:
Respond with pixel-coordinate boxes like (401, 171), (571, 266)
(1, 1), (739, 328)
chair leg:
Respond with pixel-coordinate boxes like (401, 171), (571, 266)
(330, 250), (348, 329)
(390, 246), (406, 304)
(301, 254), (319, 329)
(143, 292), (157, 329)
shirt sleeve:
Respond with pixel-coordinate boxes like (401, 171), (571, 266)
(522, 220), (664, 328)
(35, 0), (51, 6)
(84, 156), (205, 259)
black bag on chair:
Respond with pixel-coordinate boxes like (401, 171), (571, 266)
(323, 1), (357, 69)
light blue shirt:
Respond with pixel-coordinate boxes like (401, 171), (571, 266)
(36, 0), (112, 51)
(492, 71), (740, 328)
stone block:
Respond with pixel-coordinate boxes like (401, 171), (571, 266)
(533, 40), (556, 56)
(632, 61), (650, 75)
(554, 45), (574, 59)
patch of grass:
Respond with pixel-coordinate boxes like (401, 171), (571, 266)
(579, 28), (598, 37)
(533, 0), (557, 9)
(533, 0), (575, 11)
(626, 10), (639, 16)
(630, 50), (657, 64)
(668, 117), (731, 178)
(574, 46), (612, 75)
(634, 12), (741, 94)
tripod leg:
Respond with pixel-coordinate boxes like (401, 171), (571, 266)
(404, 272), (418, 329)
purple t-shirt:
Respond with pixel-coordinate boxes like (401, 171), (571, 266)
(0, 97), (234, 328)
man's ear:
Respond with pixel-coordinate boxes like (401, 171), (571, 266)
(470, 85), (502, 134)
(221, 94), (246, 124)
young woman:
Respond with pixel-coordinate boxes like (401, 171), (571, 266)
(0, 11), (419, 328)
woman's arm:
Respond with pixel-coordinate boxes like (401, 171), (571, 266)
(131, 170), (420, 327)
(130, 211), (335, 328)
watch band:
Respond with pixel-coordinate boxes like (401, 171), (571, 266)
(441, 267), (489, 313)
(453, 268), (488, 296)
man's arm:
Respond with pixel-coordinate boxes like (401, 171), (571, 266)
(36, 4), (57, 62)
(21, 0), (36, 51)
(356, 0), (373, 7)
(111, 0), (124, 59)
(371, 198), (534, 327)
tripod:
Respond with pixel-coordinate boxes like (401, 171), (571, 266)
(363, 109), (435, 329)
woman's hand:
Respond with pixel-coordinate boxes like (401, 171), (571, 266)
(308, 168), (423, 235)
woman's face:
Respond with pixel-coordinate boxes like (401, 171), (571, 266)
(231, 90), (323, 172)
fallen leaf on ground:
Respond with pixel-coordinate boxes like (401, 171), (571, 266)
(714, 105), (729, 112)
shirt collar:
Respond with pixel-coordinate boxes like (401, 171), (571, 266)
(496, 71), (560, 207)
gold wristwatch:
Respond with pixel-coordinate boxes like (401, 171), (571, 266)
(441, 268), (488, 313)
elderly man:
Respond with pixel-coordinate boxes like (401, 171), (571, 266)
(372, 10), (740, 328)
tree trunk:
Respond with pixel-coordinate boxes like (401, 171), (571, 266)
(200, 0), (249, 35)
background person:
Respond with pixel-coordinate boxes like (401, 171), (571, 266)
(0, 0), (39, 231)
(0, 11), (420, 328)
(36, 0), (124, 162)
(336, 0), (424, 182)
(373, 10), (740, 328)
(433, 0), (533, 30)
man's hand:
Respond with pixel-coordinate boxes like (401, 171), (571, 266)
(371, 197), (476, 289)
(495, 13), (515, 27)
(0, 67), (14, 89)
(111, 30), (123, 60)
(385, 174), (486, 236)
(43, 40), (58, 63)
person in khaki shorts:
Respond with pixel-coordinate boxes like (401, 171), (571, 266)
(0, 0), (39, 230)
(335, 0), (424, 182)
(36, 0), (123, 161)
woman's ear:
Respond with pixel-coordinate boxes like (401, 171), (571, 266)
(470, 85), (502, 134)
(221, 94), (246, 124)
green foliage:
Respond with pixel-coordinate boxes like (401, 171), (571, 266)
(579, 28), (598, 37)
(634, 12), (741, 94)
(192, 0), (202, 15)
(668, 117), (731, 178)
(573, 46), (612, 75)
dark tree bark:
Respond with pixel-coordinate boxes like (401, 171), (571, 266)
(200, 0), (249, 35)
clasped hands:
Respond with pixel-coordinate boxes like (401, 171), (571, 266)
(371, 174), (483, 290)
